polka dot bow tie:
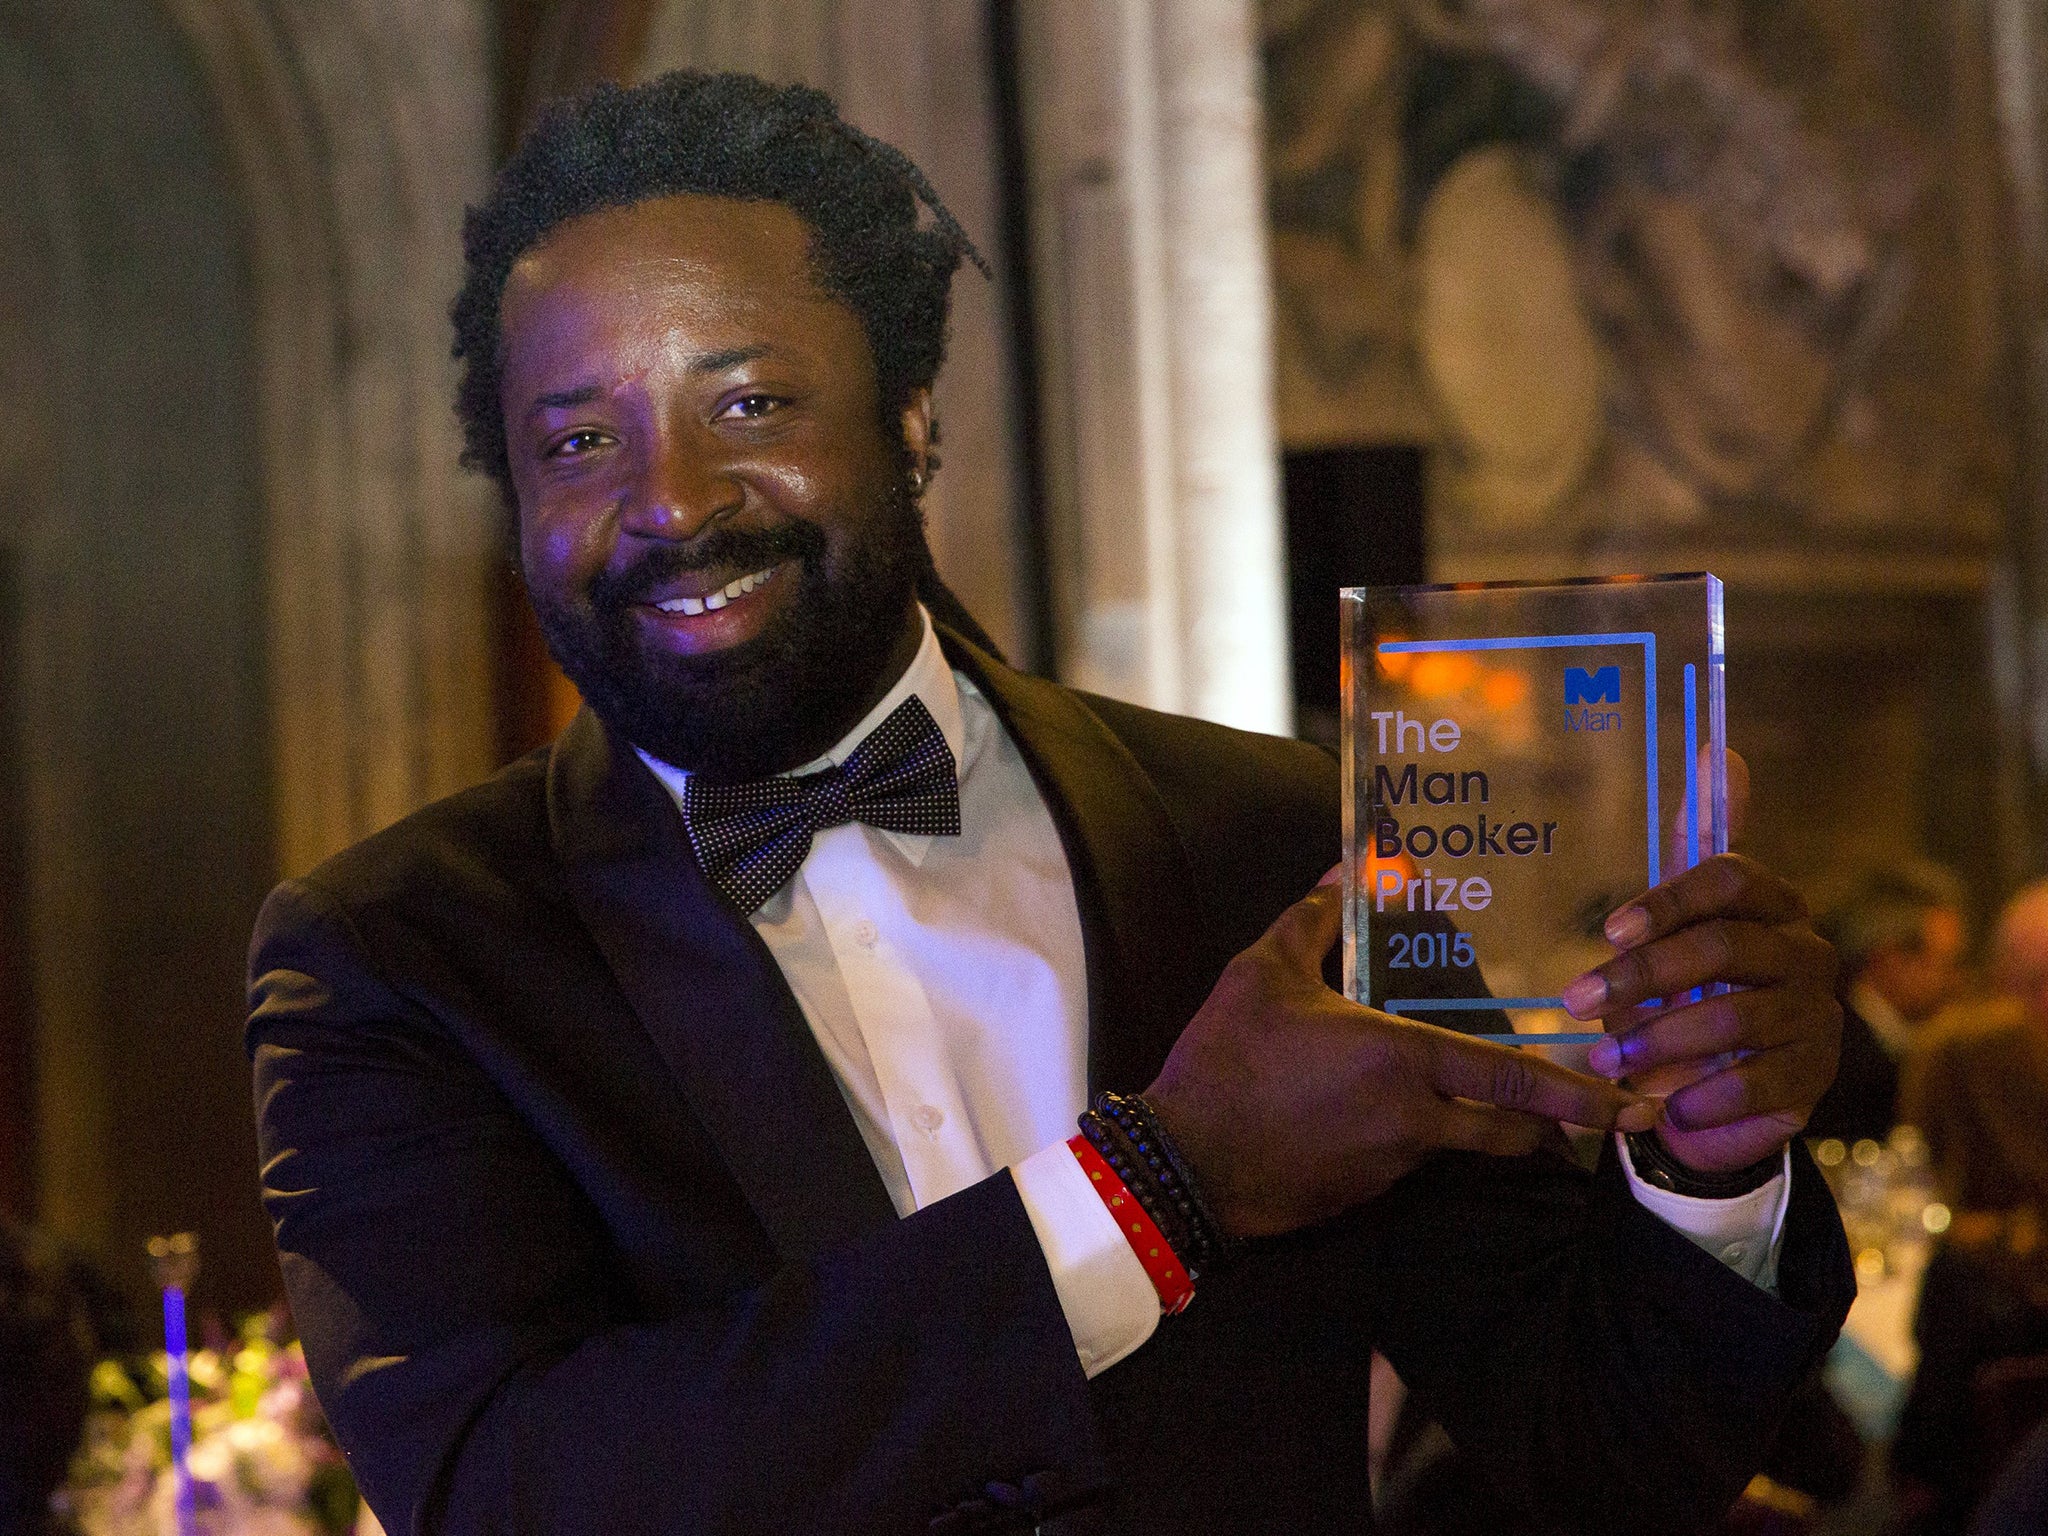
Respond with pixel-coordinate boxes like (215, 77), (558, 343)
(680, 694), (962, 914)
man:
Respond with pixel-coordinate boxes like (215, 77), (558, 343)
(1894, 881), (2048, 1532)
(1806, 863), (1969, 1143)
(247, 72), (1852, 1536)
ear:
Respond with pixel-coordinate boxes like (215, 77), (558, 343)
(900, 388), (934, 478)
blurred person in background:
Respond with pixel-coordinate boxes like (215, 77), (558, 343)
(1808, 863), (1970, 1144)
(1892, 881), (2048, 1534)
(0, 1221), (92, 1536)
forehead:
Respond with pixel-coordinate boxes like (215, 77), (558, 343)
(498, 192), (866, 383)
(1997, 894), (2048, 972)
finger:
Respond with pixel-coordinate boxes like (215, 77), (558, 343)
(1601, 854), (1806, 952)
(1318, 863), (1343, 887)
(1665, 749), (1750, 867)
(1663, 1039), (1836, 1131)
(1587, 987), (1810, 1078)
(1432, 1100), (1550, 1158)
(1261, 883), (1345, 976)
(1566, 921), (1829, 1018)
(1421, 1029), (1658, 1131)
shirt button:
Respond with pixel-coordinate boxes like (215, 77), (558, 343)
(852, 919), (879, 949)
(910, 1104), (945, 1135)
(1720, 1242), (1752, 1267)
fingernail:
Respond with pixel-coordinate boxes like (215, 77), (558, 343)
(1618, 1099), (1660, 1133)
(1317, 864), (1343, 887)
(1605, 906), (1651, 947)
(1588, 1037), (1622, 1075)
(1560, 973), (1607, 1018)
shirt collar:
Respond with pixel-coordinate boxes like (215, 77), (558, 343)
(635, 605), (964, 868)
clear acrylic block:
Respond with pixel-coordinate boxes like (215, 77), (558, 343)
(1342, 574), (1727, 1062)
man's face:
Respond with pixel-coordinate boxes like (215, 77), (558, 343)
(500, 193), (930, 781)
(1865, 907), (1968, 1025)
(1995, 894), (2048, 1037)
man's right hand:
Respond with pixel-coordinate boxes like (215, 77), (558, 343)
(1143, 878), (1660, 1240)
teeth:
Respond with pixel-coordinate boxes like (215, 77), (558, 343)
(653, 565), (774, 616)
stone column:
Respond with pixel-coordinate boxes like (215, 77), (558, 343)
(1013, 0), (1290, 735)
(170, 0), (500, 877)
(1989, 0), (2048, 877)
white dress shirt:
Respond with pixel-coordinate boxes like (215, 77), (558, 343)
(641, 608), (1789, 1379)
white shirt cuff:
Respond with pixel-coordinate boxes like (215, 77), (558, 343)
(1011, 1141), (1160, 1377)
(1616, 1134), (1791, 1293)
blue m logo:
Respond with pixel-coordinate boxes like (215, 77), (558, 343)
(1564, 666), (1621, 706)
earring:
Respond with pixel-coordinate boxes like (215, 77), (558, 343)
(908, 464), (928, 495)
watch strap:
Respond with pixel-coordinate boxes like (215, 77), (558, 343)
(1623, 1130), (1782, 1199)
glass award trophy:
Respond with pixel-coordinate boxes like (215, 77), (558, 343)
(1341, 575), (1726, 1064)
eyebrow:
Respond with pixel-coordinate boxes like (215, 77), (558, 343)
(523, 347), (776, 419)
(528, 384), (604, 415)
(688, 344), (772, 375)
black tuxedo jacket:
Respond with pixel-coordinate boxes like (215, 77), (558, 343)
(247, 630), (1854, 1536)
(1803, 998), (1901, 1144)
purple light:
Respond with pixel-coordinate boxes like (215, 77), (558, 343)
(162, 1283), (195, 1536)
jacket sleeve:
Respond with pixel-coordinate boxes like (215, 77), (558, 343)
(248, 879), (1108, 1536)
(1345, 1137), (1855, 1535)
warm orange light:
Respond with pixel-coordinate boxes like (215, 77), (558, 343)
(1375, 646), (1414, 680)
(1410, 652), (1477, 697)
(1480, 670), (1529, 711)
(1359, 845), (1418, 888)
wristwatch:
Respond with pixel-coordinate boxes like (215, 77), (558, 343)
(1624, 1129), (1781, 1199)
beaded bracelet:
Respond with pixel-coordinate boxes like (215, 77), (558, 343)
(1110, 1094), (1239, 1274)
(1078, 1108), (1198, 1264)
(1079, 1091), (1241, 1277)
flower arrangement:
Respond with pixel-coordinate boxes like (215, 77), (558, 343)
(59, 1313), (367, 1536)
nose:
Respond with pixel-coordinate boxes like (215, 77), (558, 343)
(618, 423), (743, 542)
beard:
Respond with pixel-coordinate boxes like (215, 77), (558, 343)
(526, 482), (929, 783)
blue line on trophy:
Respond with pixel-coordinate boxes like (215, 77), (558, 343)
(1384, 996), (1606, 1046)
(1376, 630), (1662, 887)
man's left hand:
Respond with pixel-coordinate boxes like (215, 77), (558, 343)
(1567, 853), (1842, 1173)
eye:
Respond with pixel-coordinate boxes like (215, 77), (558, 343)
(545, 429), (613, 460)
(718, 393), (783, 421)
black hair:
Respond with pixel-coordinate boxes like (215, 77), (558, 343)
(1819, 862), (1968, 980)
(451, 69), (987, 512)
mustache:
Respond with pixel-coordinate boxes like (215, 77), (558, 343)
(591, 522), (826, 613)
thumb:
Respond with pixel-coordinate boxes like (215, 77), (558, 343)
(1726, 749), (1751, 845)
(1262, 881), (1345, 976)
(1665, 748), (1754, 870)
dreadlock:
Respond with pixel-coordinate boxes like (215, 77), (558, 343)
(451, 70), (988, 511)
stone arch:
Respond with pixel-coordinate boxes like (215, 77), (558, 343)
(165, 0), (498, 879)
(0, 0), (278, 1305)
(0, 0), (496, 1308)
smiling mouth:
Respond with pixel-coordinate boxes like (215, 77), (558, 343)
(650, 563), (780, 616)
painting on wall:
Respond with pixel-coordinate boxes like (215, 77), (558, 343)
(1262, 0), (2013, 563)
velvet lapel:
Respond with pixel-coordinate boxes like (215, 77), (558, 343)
(546, 708), (898, 1262)
(938, 631), (1213, 1096)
